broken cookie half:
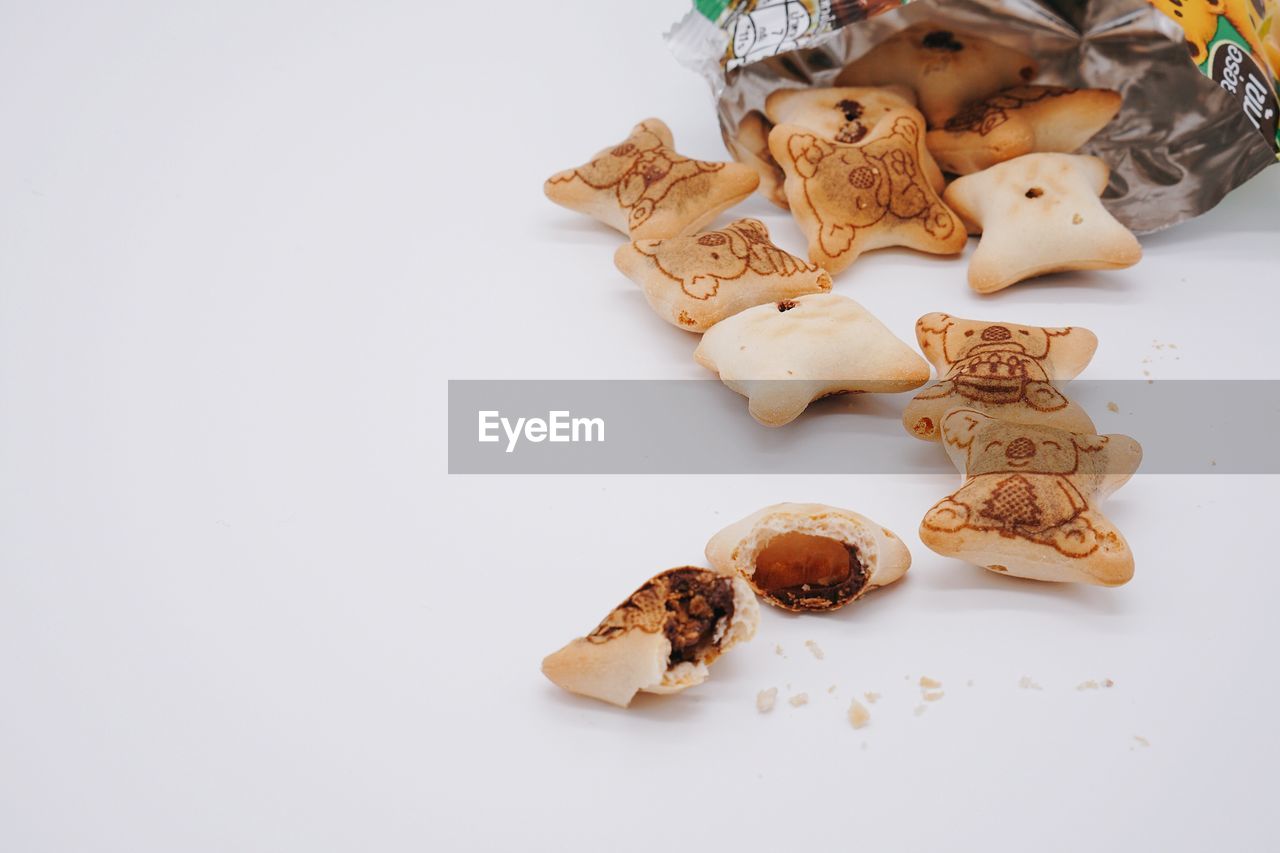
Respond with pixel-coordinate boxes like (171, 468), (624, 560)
(541, 567), (759, 707)
(706, 503), (911, 612)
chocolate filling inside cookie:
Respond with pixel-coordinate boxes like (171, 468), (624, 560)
(752, 532), (868, 610)
(662, 569), (736, 665)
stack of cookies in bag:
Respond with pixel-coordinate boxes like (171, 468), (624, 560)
(541, 24), (1144, 708)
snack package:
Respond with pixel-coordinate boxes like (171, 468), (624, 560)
(667, 0), (1279, 232)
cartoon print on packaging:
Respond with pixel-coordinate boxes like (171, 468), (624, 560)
(614, 218), (832, 332)
(1148, 0), (1268, 65)
(919, 409), (1142, 586)
(769, 113), (966, 273)
(903, 312), (1099, 441)
(544, 118), (759, 240)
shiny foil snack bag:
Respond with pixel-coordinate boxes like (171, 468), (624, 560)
(667, 0), (1279, 232)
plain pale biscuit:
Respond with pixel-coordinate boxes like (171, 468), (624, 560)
(544, 118), (759, 240)
(706, 502), (911, 612)
(904, 312), (1098, 441)
(836, 25), (1038, 126)
(769, 112), (966, 274)
(694, 293), (930, 427)
(541, 567), (759, 707)
(943, 153), (1141, 293)
(920, 409), (1141, 586)
(614, 218), (831, 332)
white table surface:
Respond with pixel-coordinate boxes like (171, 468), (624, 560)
(2, 2), (1278, 851)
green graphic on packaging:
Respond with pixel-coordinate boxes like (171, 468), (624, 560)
(1200, 19), (1280, 150)
(697, 0), (1279, 151)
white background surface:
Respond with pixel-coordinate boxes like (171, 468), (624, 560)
(2, 2), (1279, 851)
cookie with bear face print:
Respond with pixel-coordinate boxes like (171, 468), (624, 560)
(836, 25), (1038, 126)
(769, 112), (966, 274)
(903, 312), (1098, 441)
(920, 409), (1141, 586)
(544, 118), (759, 240)
(614, 218), (832, 332)
(541, 567), (759, 708)
(925, 85), (1122, 175)
(764, 86), (947, 193)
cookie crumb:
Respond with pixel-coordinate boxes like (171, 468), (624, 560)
(805, 640), (825, 660)
(1103, 678), (1115, 688)
(913, 704), (927, 716)
(1018, 676), (1043, 691)
(923, 690), (945, 702)
(757, 688), (777, 713)
(789, 692), (809, 707)
(919, 676), (942, 689)
(775, 644), (785, 657)
(1106, 402), (1119, 413)
(1076, 680), (1100, 691)
(828, 684), (838, 694)
(847, 699), (871, 729)
(864, 691), (880, 704)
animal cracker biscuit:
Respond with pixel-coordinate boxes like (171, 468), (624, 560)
(769, 112), (966, 274)
(694, 293), (931, 427)
(614, 218), (832, 332)
(926, 85), (1122, 175)
(903, 312), (1098, 441)
(920, 409), (1141, 586)
(544, 118), (759, 240)
(943, 152), (1142, 293)
(836, 25), (1038, 126)
(764, 85), (947, 193)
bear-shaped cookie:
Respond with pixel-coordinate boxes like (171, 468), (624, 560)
(920, 409), (1141, 586)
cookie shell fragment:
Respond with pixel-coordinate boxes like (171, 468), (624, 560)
(706, 502), (911, 612)
(542, 567), (760, 707)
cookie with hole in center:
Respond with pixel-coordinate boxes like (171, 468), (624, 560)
(544, 118), (759, 240)
(836, 25), (1038, 126)
(614, 218), (832, 332)
(903, 312), (1098, 441)
(541, 567), (759, 707)
(693, 293), (930, 427)
(926, 85), (1122, 175)
(706, 503), (911, 612)
(920, 409), (1141, 586)
(942, 153), (1141, 293)
(764, 85), (946, 193)
(769, 112), (966, 274)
